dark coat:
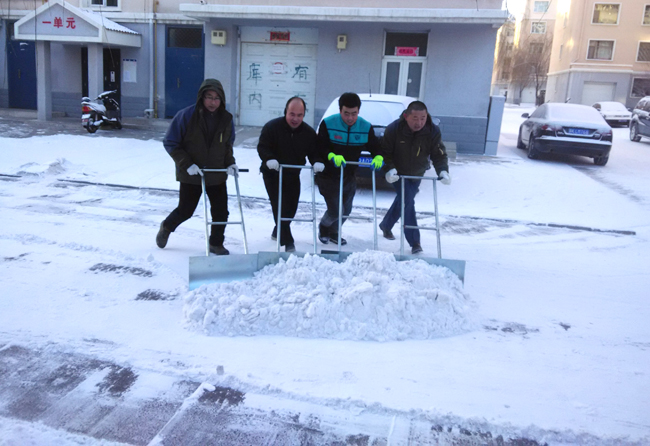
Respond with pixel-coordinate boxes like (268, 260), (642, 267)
(163, 79), (236, 186)
(257, 116), (318, 177)
(381, 115), (449, 177)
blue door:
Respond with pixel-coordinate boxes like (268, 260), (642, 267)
(6, 25), (37, 109)
(165, 26), (204, 118)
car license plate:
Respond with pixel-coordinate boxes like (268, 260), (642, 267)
(358, 156), (372, 167)
(566, 128), (590, 136)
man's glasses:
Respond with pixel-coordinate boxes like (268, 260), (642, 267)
(204, 95), (220, 102)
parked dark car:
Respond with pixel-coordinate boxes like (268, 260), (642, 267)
(629, 96), (650, 143)
(517, 103), (612, 166)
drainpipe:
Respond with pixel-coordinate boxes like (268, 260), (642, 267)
(153, 0), (159, 118)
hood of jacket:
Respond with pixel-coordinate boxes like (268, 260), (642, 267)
(196, 79), (226, 112)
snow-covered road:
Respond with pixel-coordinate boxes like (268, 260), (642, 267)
(1, 105), (649, 445)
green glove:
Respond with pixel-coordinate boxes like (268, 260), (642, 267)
(328, 152), (346, 167)
(371, 155), (384, 171)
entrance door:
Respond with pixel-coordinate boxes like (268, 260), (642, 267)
(165, 26), (204, 118)
(103, 48), (121, 107)
(240, 42), (317, 127)
(6, 23), (37, 109)
(380, 57), (426, 99)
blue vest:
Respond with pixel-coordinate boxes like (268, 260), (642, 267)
(324, 114), (372, 147)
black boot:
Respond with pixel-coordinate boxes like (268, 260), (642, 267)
(156, 222), (170, 248)
(318, 225), (329, 244)
(209, 244), (230, 255)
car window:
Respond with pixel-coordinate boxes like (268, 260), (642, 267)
(548, 105), (602, 120)
(637, 99), (648, 111)
(530, 104), (546, 118)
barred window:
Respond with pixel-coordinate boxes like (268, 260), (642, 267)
(638, 42), (650, 62)
(534, 1), (549, 13)
(168, 27), (203, 49)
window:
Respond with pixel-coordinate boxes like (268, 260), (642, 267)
(563, 12), (568, 28)
(91, 0), (119, 6)
(638, 42), (650, 61)
(559, 44), (564, 59)
(587, 40), (614, 60)
(632, 78), (650, 97)
(531, 21), (547, 34)
(384, 33), (428, 57)
(534, 1), (550, 13)
(168, 27), (203, 49)
(592, 4), (620, 25)
(501, 70), (510, 80)
(644, 6), (650, 25)
(530, 42), (544, 54)
(506, 43), (513, 53)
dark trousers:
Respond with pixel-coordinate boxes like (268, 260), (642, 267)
(262, 171), (301, 246)
(163, 182), (229, 246)
(316, 174), (357, 236)
(380, 178), (421, 246)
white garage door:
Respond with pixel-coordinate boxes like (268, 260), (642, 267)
(240, 43), (317, 127)
(521, 87), (537, 104)
(581, 82), (615, 105)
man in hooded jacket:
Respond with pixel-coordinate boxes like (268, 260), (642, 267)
(379, 100), (452, 254)
(156, 79), (238, 255)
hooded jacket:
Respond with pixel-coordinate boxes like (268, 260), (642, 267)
(381, 114), (448, 177)
(163, 79), (235, 186)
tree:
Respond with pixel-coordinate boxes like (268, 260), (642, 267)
(510, 33), (553, 105)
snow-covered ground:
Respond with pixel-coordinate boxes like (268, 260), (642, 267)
(1, 104), (649, 445)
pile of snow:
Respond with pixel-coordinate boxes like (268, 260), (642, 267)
(16, 158), (71, 176)
(183, 251), (476, 341)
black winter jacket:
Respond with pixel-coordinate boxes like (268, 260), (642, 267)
(163, 79), (235, 186)
(257, 117), (318, 176)
(381, 115), (449, 177)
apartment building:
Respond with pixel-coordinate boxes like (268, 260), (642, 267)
(546, 0), (650, 107)
(492, 0), (557, 104)
(1, 0), (507, 154)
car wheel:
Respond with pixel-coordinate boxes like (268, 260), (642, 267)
(630, 123), (641, 142)
(527, 134), (540, 159)
(594, 155), (609, 166)
(516, 128), (526, 149)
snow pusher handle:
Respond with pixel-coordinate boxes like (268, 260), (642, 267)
(199, 168), (250, 256)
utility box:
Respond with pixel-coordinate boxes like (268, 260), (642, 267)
(337, 35), (347, 50)
(211, 30), (227, 46)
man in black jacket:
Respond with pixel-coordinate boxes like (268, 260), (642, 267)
(379, 101), (451, 254)
(257, 97), (323, 252)
(156, 79), (238, 255)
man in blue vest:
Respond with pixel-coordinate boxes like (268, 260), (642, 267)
(315, 92), (382, 245)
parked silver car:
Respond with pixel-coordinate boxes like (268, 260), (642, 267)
(592, 101), (631, 127)
(517, 103), (612, 166)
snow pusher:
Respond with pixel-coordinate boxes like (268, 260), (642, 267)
(188, 164), (465, 290)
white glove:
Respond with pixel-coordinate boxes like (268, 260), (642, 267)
(266, 159), (279, 171)
(227, 164), (239, 177)
(312, 162), (325, 173)
(186, 164), (201, 176)
(385, 168), (399, 184)
(439, 171), (452, 185)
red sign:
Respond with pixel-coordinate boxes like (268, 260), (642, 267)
(395, 46), (419, 57)
(270, 31), (290, 42)
(42, 17), (76, 29)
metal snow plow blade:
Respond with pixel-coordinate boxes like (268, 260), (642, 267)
(189, 251), (465, 290)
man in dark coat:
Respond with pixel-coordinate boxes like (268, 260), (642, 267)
(257, 97), (322, 252)
(156, 79), (238, 255)
(316, 92), (382, 245)
(379, 101), (451, 254)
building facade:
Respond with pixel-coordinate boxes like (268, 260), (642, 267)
(1, 0), (507, 154)
(492, 0), (557, 105)
(546, 0), (650, 107)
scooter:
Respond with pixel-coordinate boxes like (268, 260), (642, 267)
(81, 90), (122, 133)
